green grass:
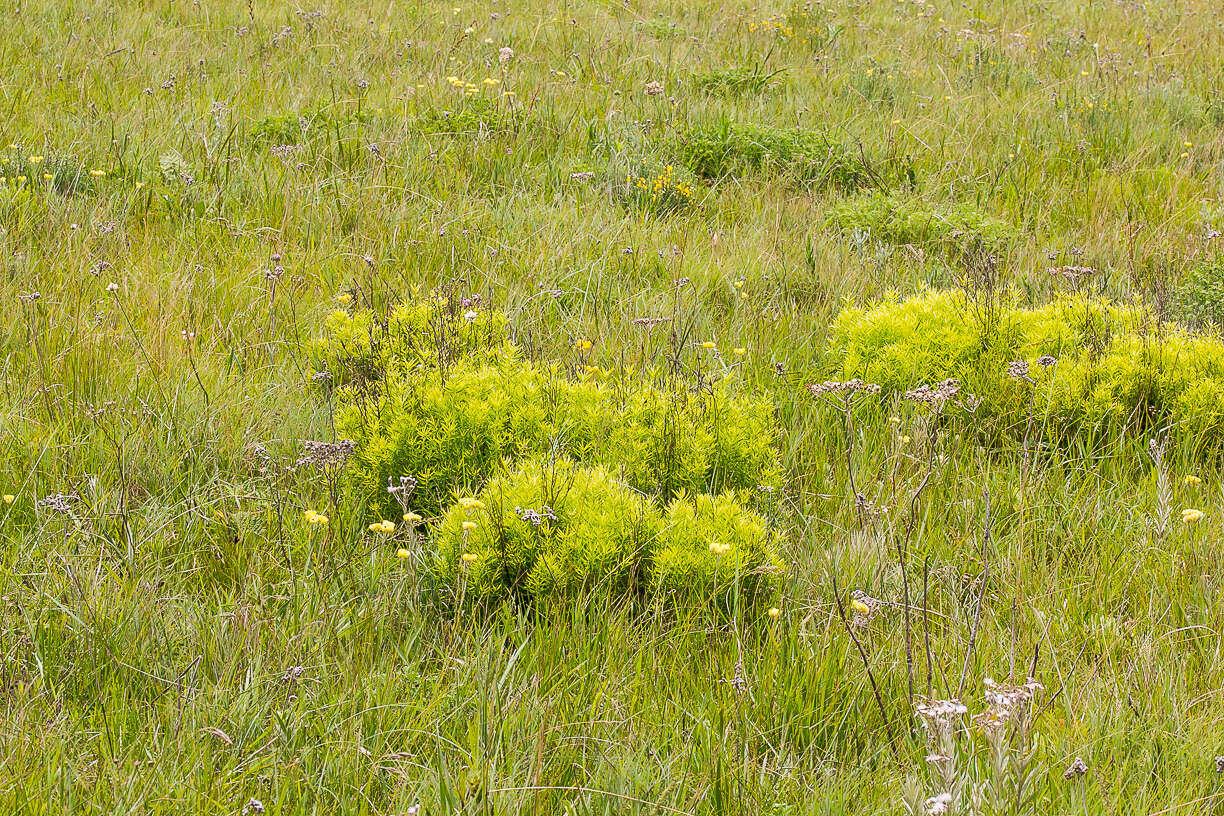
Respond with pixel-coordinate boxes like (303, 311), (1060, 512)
(3, 0), (1224, 813)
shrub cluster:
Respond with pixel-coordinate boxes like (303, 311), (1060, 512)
(316, 296), (784, 605)
(827, 193), (1018, 256)
(831, 289), (1224, 446)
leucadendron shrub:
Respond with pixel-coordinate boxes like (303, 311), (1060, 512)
(831, 289), (1224, 449)
(318, 297), (781, 519)
(434, 460), (783, 604)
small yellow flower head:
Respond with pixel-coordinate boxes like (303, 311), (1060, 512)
(700, 341), (716, 349)
(461, 552), (478, 562)
(733, 347), (746, 356)
(899, 435), (911, 445)
(733, 280), (744, 289)
(89, 169), (105, 177)
(767, 606), (781, 619)
(707, 541), (730, 555)
(2, 494), (14, 504)
(304, 510), (329, 525)
(28, 155), (42, 163)
(380, 520), (396, 533)
(458, 497), (485, 510)
(850, 598), (871, 615)
(336, 293), (352, 304)
(1184, 475), (1201, 486)
(403, 512), (423, 523)
(1182, 508), (1205, 524)
(462, 520), (477, 532)
(396, 548), (410, 559)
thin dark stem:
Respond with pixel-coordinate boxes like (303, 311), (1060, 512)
(832, 571), (898, 755)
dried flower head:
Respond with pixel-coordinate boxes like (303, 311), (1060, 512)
(296, 439), (356, 471)
(1063, 756), (1088, 779)
(644, 80), (664, 96)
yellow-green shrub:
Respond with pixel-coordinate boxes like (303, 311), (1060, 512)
(831, 289), (1224, 446)
(322, 299), (781, 518)
(652, 493), (784, 607)
(434, 461), (660, 600)
(433, 461), (783, 604)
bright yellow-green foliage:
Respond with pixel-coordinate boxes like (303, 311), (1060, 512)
(652, 493), (784, 607)
(833, 290), (1224, 444)
(435, 460), (782, 604)
(323, 299), (780, 518)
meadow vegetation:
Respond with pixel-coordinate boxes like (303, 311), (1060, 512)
(3, 0), (1224, 814)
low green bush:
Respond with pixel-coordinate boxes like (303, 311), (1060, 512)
(434, 460), (783, 604)
(827, 193), (1019, 256)
(652, 493), (784, 607)
(318, 296), (786, 609)
(434, 460), (660, 600)
(319, 298), (781, 519)
(831, 289), (1224, 446)
(676, 122), (886, 189)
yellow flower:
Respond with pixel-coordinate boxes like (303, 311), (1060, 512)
(369, 520), (396, 533)
(767, 607), (781, 618)
(707, 542), (730, 554)
(1182, 508), (1204, 524)
(89, 169), (105, 177)
(403, 512), (423, 523)
(700, 341), (716, 349)
(899, 435), (911, 445)
(850, 598), (871, 615)
(733, 280), (744, 289)
(458, 497), (485, 510)
(461, 552), (478, 562)
(28, 155), (42, 163)
(2, 494), (14, 504)
(1184, 475), (1201, 486)
(396, 548), (410, 559)
(304, 510), (329, 525)
(462, 520), (477, 532)
(733, 348), (746, 356)
(336, 293), (352, 304)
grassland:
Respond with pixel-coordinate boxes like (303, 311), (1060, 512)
(3, 0), (1224, 813)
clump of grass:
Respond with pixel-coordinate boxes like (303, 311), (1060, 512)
(676, 121), (899, 190)
(250, 105), (373, 144)
(827, 193), (1019, 256)
(691, 64), (784, 96)
(417, 97), (525, 135)
(1176, 254), (1224, 329)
